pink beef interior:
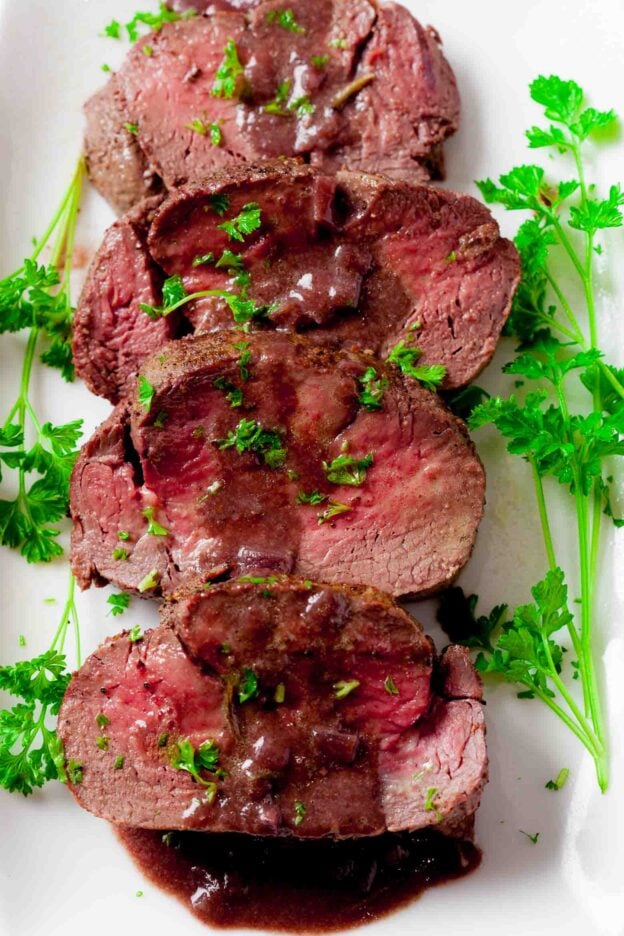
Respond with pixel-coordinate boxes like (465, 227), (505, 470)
(58, 580), (486, 839)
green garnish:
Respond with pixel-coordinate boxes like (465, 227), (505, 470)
(212, 39), (245, 99)
(102, 4), (195, 43)
(546, 767), (570, 791)
(293, 800), (306, 826)
(358, 367), (388, 411)
(216, 250), (245, 270)
(233, 341), (252, 382)
(317, 502), (352, 525)
(207, 193), (230, 216)
(192, 253), (215, 268)
(137, 570), (160, 594)
(297, 490), (327, 505)
(186, 117), (208, 135)
(137, 376), (155, 413)
(384, 676), (399, 696)
(128, 625), (143, 643)
(218, 203), (262, 243)
(266, 8), (305, 33)
(112, 547), (129, 561)
(238, 576), (279, 584)
(520, 830), (540, 844)
(96, 713), (110, 730)
(323, 453), (373, 486)
(124, 122), (139, 135)
(310, 54), (329, 69)
(424, 787), (442, 823)
(274, 683), (286, 704)
(387, 341), (447, 390)
(153, 411), (168, 429)
(95, 736), (109, 751)
(170, 738), (221, 790)
(117, 531), (131, 541)
(114, 755), (125, 770)
(67, 760), (83, 785)
(143, 44), (153, 56)
(215, 419), (286, 467)
(463, 75), (623, 792)
(238, 668), (260, 704)
(157, 733), (169, 748)
(213, 377), (244, 408)
(210, 123), (222, 146)
(333, 679), (360, 699)
(329, 36), (347, 49)
(142, 506), (169, 537)
(265, 80), (291, 115)
(0, 159), (84, 563)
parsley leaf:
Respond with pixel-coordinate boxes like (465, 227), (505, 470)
(212, 39), (245, 99)
(107, 593), (131, 617)
(142, 506), (169, 536)
(238, 668), (260, 704)
(387, 341), (447, 390)
(218, 203), (262, 243)
(214, 419), (286, 467)
(170, 738), (220, 794)
(358, 367), (388, 411)
(266, 8), (305, 33)
(323, 453), (373, 486)
(138, 376), (155, 413)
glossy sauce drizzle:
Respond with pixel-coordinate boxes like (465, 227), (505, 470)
(118, 827), (480, 932)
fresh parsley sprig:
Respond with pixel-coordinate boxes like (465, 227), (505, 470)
(0, 572), (79, 796)
(463, 76), (624, 792)
(103, 4), (195, 44)
(0, 159), (85, 562)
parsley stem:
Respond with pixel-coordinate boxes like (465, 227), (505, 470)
(544, 271), (584, 343)
(160, 288), (231, 317)
(530, 456), (557, 571)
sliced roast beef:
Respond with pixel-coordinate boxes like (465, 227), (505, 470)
(58, 579), (487, 838)
(85, 0), (459, 213)
(72, 196), (173, 404)
(70, 331), (485, 599)
(84, 77), (164, 214)
(73, 162), (520, 401)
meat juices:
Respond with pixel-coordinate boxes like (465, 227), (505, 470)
(85, 0), (460, 213)
(73, 162), (520, 403)
(70, 331), (485, 599)
(58, 579), (487, 838)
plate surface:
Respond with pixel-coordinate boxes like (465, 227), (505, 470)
(1, 1), (623, 934)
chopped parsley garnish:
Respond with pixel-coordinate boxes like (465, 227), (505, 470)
(384, 676), (399, 696)
(128, 625), (143, 643)
(238, 575), (279, 585)
(209, 122), (222, 146)
(140, 273), (188, 319)
(265, 80), (291, 115)
(137, 569), (160, 594)
(212, 39), (244, 99)
(112, 547), (129, 561)
(424, 787), (442, 823)
(114, 755), (125, 770)
(207, 193), (230, 216)
(186, 117), (208, 135)
(157, 733), (169, 748)
(142, 506), (169, 536)
(170, 738), (221, 790)
(216, 249), (245, 270)
(266, 8), (305, 33)
(297, 490), (327, 505)
(96, 713), (110, 729)
(274, 683), (286, 704)
(213, 377), (244, 408)
(143, 44), (153, 57)
(520, 830), (540, 844)
(137, 376), (155, 413)
(294, 800), (307, 826)
(117, 531), (131, 541)
(545, 767), (570, 791)
(215, 419), (286, 467)
(218, 203), (262, 243)
(96, 736), (109, 751)
(323, 452), (373, 486)
(329, 36), (348, 49)
(192, 252), (215, 268)
(107, 593), (131, 617)
(238, 668), (260, 704)
(67, 760), (83, 785)
(310, 54), (329, 69)
(103, 19), (121, 38)
(124, 122), (139, 135)
(102, 4), (195, 43)
(233, 341), (252, 381)
(358, 367), (388, 411)
(333, 679), (360, 699)
(387, 341), (447, 390)
(317, 502), (352, 525)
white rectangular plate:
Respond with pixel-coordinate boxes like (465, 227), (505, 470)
(1, 1), (623, 934)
